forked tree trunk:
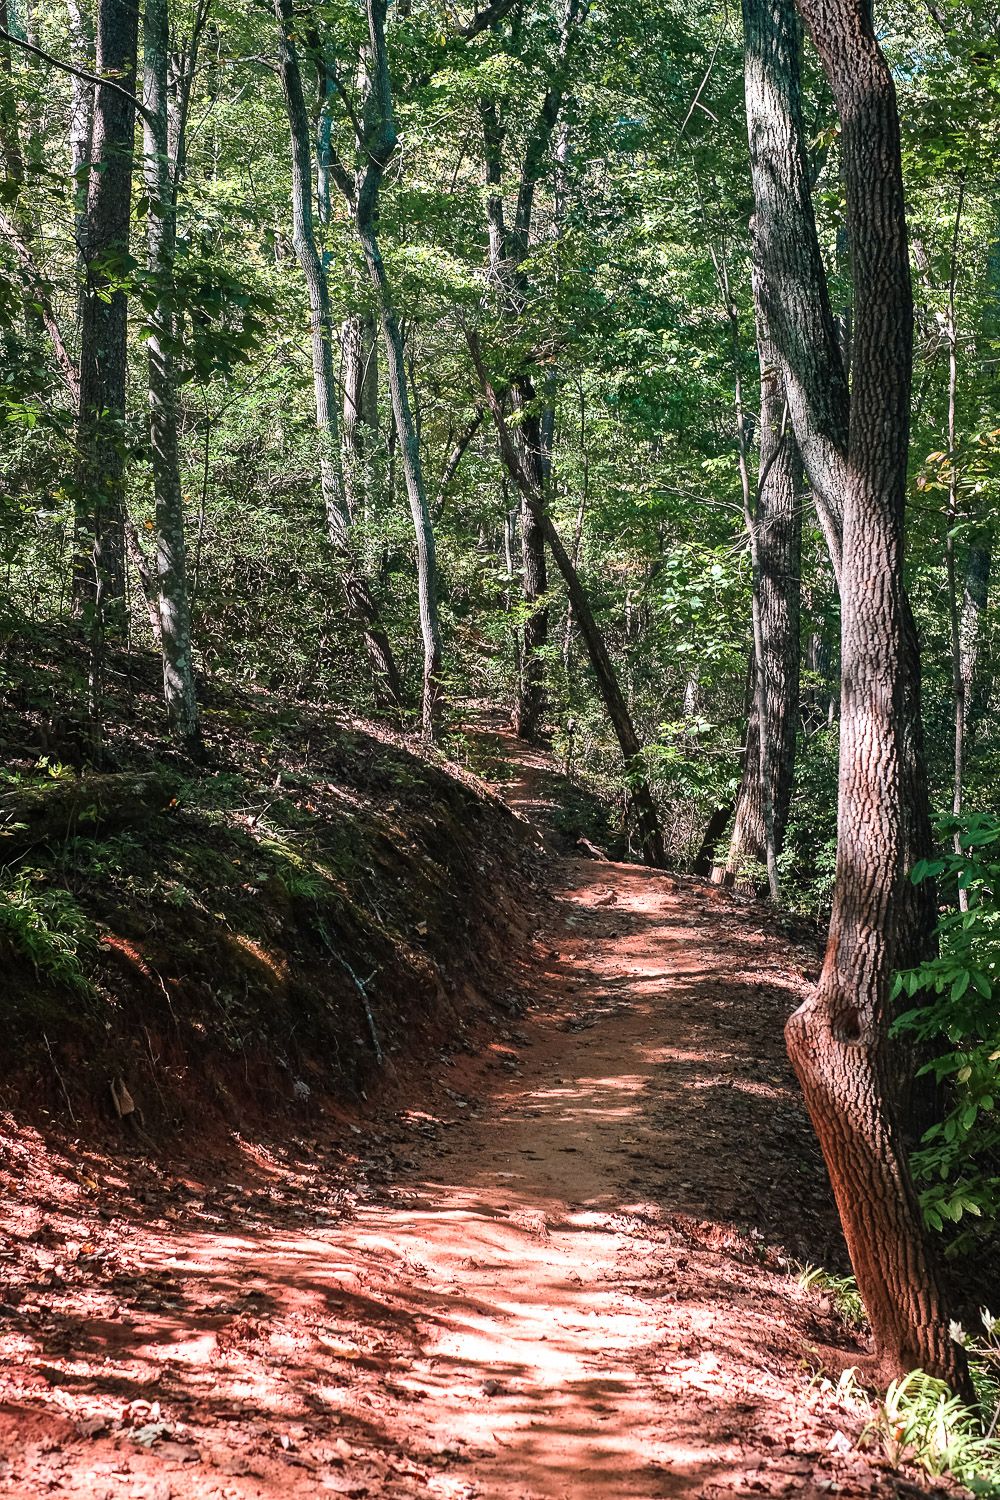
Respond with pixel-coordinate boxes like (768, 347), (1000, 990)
(143, 0), (200, 752)
(744, 0), (936, 972)
(781, 0), (968, 1392)
(273, 0), (402, 711)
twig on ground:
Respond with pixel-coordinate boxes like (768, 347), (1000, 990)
(43, 1033), (77, 1126)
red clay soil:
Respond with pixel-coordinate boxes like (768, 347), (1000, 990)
(0, 748), (955, 1499)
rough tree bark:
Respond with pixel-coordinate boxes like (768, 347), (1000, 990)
(142, 0), (200, 752)
(776, 0), (969, 1391)
(721, 188), (802, 889)
(744, 0), (936, 973)
(273, 0), (402, 711)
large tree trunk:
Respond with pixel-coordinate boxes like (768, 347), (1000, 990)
(273, 0), (402, 711)
(143, 0), (200, 753)
(781, 0), (968, 1392)
(744, 0), (935, 970)
(74, 0), (137, 616)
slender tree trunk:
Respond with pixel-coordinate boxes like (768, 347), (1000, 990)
(358, 221), (442, 736)
(471, 336), (665, 866)
(742, 0), (847, 582)
(341, 310), (379, 518)
(477, 6), (585, 740)
(273, 0), (402, 711)
(513, 380), (550, 740)
(961, 531), (991, 732)
(782, 0), (968, 1393)
(353, 0), (443, 738)
(74, 0), (139, 745)
(66, 0), (95, 291)
(0, 0), (41, 336)
(726, 224), (802, 887)
(942, 179), (968, 906)
(143, 0), (200, 752)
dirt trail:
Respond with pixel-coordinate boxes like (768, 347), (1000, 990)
(0, 741), (944, 1499)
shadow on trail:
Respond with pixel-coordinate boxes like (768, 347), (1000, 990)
(1, 850), (870, 1500)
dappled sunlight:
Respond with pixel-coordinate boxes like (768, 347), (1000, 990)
(0, 854), (862, 1499)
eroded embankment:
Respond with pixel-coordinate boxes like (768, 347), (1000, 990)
(0, 675), (542, 1136)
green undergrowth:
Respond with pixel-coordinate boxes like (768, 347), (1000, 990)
(800, 1265), (1000, 1493)
(797, 1263), (868, 1330)
(893, 813), (1000, 1251)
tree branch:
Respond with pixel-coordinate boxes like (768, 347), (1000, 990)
(458, 0), (519, 40)
(0, 24), (155, 127)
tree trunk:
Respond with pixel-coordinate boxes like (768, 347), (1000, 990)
(693, 802), (735, 877)
(471, 337), (665, 867)
(742, 0), (847, 582)
(513, 381), (550, 741)
(73, 0), (139, 746)
(727, 247), (802, 884)
(477, 5), (586, 742)
(0, 0), (41, 336)
(273, 0), (402, 711)
(961, 531), (991, 733)
(143, 0), (200, 752)
(358, 221), (442, 737)
(67, 0), (95, 295)
(782, 0), (968, 1393)
(353, 0), (443, 738)
(341, 310), (379, 517)
(943, 180), (967, 908)
(744, 0), (935, 970)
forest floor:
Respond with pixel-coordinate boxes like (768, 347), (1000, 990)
(0, 727), (957, 1499)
